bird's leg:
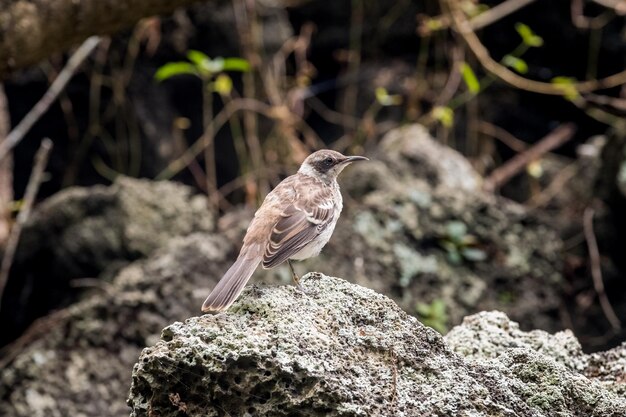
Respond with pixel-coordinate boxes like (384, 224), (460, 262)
(287, 259), (305, 292)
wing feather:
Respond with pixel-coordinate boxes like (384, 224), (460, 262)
(262, 184), (335, 268)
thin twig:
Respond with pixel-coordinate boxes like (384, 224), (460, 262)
(525, 162), (580, 209)
(442, 0), (626, 95)
(0, 138), (53, 310)
(0, 84), (12, 246)
(589, 0), (626, 15)
(0, 37), (100, 161)
(484, 123), (576, 192)
(156, 98), (275, 180)
(583, 206), (621, 330)
(477, 121), (528, 152)
(434, 46), (464, 107)
(571, 0), (615, 30)
(470, 0), (538, 30)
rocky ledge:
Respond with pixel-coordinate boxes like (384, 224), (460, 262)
(128, 275), (626, 417)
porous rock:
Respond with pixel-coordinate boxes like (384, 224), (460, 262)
(129, 276), (626, 417)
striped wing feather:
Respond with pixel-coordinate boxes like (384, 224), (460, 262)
(262, 186), (335, 268)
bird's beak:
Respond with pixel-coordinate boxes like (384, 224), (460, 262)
(342, 155), (369, 164)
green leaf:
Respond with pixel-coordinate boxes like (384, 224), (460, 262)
(221, 57), (251, 72)
(502, 55), (528, 74)
(461, 247), (487, 262)
(375, 87), (403, 106)
(445, 221), (467, 242)
(187, 50), (210, 67)
(415, 302), (432, 316)
(460, 62), (480, 94)
(551, 76), (579, 100)
(440, 240), (457, 254)
(515, 23), (544, 47)
(446, 249), (463, 265)
(213, 74), (233, 96)
(432, 106), (454, 128)
(154, 62), (199, 81)
(431, 299), (446, 317)
(416, 299), (448, 334)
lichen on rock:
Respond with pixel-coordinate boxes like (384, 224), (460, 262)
(128, 276), (626, 417)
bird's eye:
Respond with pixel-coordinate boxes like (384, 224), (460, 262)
(324, 157), (333, 164)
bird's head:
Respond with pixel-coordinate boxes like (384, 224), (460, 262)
(298, 150), (368, 183)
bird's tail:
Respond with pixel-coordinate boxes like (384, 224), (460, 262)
(202, 247), (261, 313)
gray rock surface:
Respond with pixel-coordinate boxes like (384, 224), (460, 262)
(0, 233), (231, 417)
(445, 311), (626, 398)
(129, 276), (626, 417)
(16, 176), (214, 277)
(1, 176), (214, 346)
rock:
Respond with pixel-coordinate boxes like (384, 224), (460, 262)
(128, 276), (626, 417)
(16, 176), (214, 275)
(446, 311), (626, 406)
(1, 176), (214, 347)
(378, 124), (482, 192)
(0, 233), (231, 417)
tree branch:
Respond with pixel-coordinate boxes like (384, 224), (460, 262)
(442, 0), (626, 95)
(583, 206), (622, 331)
(0, 138), (53, 311)
(0, 0), (203, 79)
(483, 123), (577, 192)
(0, 37), (100, 161)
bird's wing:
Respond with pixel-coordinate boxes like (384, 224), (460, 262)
(262, 183), (335, 268)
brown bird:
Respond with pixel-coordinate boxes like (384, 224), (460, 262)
(202, 149), (368, 312)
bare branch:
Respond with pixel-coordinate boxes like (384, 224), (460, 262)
(0, 37), (100, 162)
(442, 0), (626, 95)
(0, 85), (11, 247)
(470, 0), (538, 30)
(589, 0), (626, 15)
(583, 206), (622, 331)
(0, 138), (53, 310)
(484, 123), (577, 192)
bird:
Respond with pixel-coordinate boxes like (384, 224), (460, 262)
(201, 149), (368, 312)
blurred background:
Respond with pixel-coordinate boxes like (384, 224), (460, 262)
(0, 0), (625, 414)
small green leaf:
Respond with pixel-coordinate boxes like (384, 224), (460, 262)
(526, 160), (543, 178)
(425, 17), (444, 32)
(213, 74), (233, 96)
(460, 62), (480, 94)
(515, 23), (544, 47)
(551, 76), (579, 100)
(432, 106), (454, 128)
(461, 247), (487, 262)
(447, 249), (463, 265)
(446, 221), (467, 241)
(431, 299), (446, 317)
(415, 302), (432, 316)
(416, 299), (448, 334)
(502, 55), (528, 74)
(154, 62), (199, 81)
(221, 57), (251, 72)
(375, 87), (403, 106)
(551, 76), (576, 85)
(187, 50), (210, 67)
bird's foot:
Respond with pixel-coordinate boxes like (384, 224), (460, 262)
(290, 273), (309, 295)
